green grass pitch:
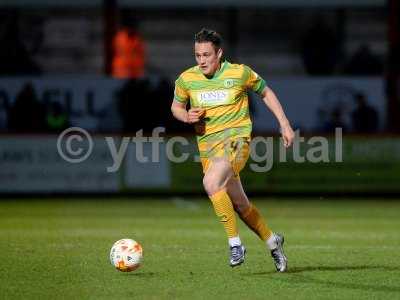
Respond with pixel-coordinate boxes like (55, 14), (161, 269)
(0, 198), (399, 299)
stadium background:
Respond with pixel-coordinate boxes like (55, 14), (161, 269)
(0, 1), (399, 299)
(0, 0), (398, 196)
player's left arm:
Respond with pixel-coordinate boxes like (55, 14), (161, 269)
(260, 86), (295, 148)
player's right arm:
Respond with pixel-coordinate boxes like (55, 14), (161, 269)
(171, 101), (204, 124)
(171, 75), (204, 124)
(171, 100), (189, 123)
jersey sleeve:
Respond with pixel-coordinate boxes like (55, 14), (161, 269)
(243, 65), (267, 95)
(174, 76), (190, 104)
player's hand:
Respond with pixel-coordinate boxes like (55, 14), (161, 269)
(281, 124), (295, 148)
(187, 108), (205, 124)
(194, 121), (205, 135)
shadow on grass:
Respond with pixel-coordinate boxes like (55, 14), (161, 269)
(249, 265), (399, 275)
(247, 265), (400, 293)
(126, 271), (156, 277)
(287, 265), (399, 274)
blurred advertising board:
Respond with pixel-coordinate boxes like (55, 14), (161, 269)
(0, 135), (170, 193)
(251, 78), (385, 133)
(169, 135), (400, 195)
(0, 77), (125, 132)
(0, 134), (398, 194)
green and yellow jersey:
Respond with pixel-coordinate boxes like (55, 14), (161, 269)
(174, 60), (266, 158)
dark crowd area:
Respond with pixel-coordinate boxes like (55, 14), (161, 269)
(0, 79), (192, 135)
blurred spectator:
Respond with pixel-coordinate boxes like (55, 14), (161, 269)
(45, 102), (69, 133)
(153, 77), (192, 133)
(0, 10), (41, 75)
(302, 17), (340, 75)
(117, 79), (151, 132)
(8, 83), (46, 132)
(112, 13), (145, 79)
(344, 44), (383, 75)
(318, 105), (347, 133)
(117, 77), (191, 134)
(151, 77), (183, 133)
(351, 93), (378, 133)
(97, 99), (123, 133)
(0, 94), (9, 131)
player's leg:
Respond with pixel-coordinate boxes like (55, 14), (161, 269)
(227, 137), (288, 272)
(226, 177), (272, 241)
(226, 177), (287, 272)
(202, 158), (246, 267)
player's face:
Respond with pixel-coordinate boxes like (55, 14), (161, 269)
(194, 42), (223, 76)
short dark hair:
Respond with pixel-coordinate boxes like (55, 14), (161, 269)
(194, 28), (222, 49)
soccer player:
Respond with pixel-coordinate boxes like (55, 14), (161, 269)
(171, 28), (295, 272)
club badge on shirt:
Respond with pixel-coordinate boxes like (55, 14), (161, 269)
(224, 79), (234, 88)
